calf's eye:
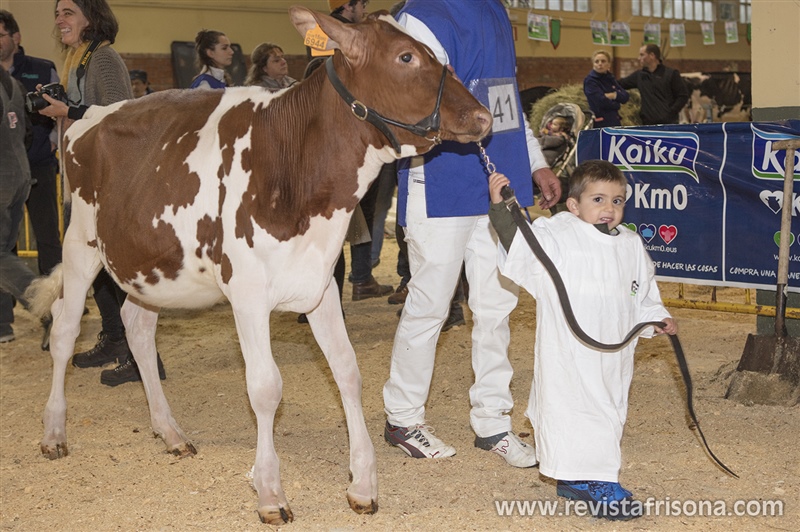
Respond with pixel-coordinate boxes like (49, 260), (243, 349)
(400, 53), (412, 63)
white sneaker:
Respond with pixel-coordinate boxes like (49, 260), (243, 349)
(384, 421), (456, 459)
(475, 431), (538, 468)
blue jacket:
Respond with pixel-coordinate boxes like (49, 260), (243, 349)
(583, 69), (629, 128)
(11, 48), (58, 167)
(397, 0), (534, 223)
(190, 72), (226, 89)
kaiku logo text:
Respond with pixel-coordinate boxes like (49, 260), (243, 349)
(601, 129), (700, 182)
(751, 125), (800, 180)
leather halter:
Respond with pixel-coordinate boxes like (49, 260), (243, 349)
(325, 56), (445, 155)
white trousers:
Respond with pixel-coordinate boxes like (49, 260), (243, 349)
(383, 178), (520, 437)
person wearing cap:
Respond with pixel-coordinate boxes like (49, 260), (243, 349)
(305, 0), (368, 63)
(129, 69), (152, 98)
(329, 0), (368, 23)
(244, 43), (296, 93)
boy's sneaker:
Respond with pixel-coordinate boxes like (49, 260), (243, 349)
(384, 421), (456, 459)
(557, 480), (641, 520)
(72, 332), (131, 368)
(474, 431), (538, 468)
(100, 353), (166, 387)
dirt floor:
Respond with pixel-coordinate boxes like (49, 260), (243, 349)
(1, 237), (798, 531)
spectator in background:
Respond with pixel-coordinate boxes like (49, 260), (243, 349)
(38, 0), (165, 386)
(0, 10), (62, 347)
(0, 65), (35, 344)
(245, 42), (296, 92)
(583, 50), (628, 128)
(370, 161), (395, 269)
(190, 29), (234, 89)
(129, 69), (152, 97)
(618, 44), (688, 125)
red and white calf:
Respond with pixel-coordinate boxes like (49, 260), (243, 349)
(30, 6), (491, 524)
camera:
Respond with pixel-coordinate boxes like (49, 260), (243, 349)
(25, 83), (67, 113)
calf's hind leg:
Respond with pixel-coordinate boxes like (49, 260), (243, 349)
(121, 297), (195, 456)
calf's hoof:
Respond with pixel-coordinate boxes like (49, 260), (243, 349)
(257, 505), (294, 525)
(347, 495), (378, 515)
(40, 441), (69, 460)
(166, 441), (197, 458)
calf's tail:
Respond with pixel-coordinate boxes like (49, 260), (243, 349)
(24, 264), (64, 319)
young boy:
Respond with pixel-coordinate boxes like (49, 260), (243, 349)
(488, 160), (677, 520)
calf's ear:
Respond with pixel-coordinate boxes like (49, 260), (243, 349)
(288, 5), (362, 61)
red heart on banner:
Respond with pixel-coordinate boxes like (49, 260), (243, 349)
(659, 225), (678, 244)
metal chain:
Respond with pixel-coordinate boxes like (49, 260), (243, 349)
(476, 141), (496, 174)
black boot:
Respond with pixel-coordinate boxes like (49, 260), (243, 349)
(71, 332), (131, 368)
(442, 302), (466, 332)
(100, 353), (167, 387)
(41, 317), (52, 351)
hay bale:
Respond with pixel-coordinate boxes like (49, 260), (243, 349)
(529, 83), (642, 130)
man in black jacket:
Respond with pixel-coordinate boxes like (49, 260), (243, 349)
(619, 44), (689, 125)
(0, 64), (35, 343)
(0, 11), (62, 346)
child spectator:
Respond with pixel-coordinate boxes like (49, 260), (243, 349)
(488, 160), (677, 520)
(538, 116), (571, 166)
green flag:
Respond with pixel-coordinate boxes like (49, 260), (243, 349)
(550, 19), (561, 49)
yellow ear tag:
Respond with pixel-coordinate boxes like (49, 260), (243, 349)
(305, 25), (334, 56)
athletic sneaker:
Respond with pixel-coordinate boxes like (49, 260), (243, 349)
(557, 480), (641, 520)
(474, 431), (538, 468)
(384, 421), (456, 459)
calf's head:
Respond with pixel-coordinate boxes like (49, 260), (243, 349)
(289, 6), (492, 157)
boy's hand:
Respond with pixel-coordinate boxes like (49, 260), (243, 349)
(655, 318), (678, 335)
(489, 172), (510, 204)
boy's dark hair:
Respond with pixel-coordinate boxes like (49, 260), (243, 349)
(0, 10), (20, 35)
(54, 0), (119, 48)
(568, 160), (626, 200)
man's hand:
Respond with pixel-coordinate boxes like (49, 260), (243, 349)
(532, 167), (561, 209)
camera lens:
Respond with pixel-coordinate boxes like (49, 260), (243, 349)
(24, 91), (51, 113)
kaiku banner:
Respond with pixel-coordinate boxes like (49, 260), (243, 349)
(577, 121), (800, 291)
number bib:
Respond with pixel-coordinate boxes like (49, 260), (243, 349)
(468, 78), (522, 134)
